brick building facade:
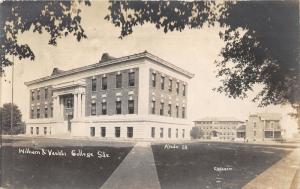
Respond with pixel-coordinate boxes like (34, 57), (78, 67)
(25, 51), (194, 140)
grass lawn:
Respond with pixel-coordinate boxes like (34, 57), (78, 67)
(1, 141), (133, 189)
(1, 137), (296, 189)
(152, 142), (293, 189)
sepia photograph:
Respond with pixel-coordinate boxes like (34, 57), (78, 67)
(0, 1), (300, 189)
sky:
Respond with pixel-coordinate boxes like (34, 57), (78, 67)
(1, 1), (298, 137)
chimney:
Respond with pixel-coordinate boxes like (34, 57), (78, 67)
(51, 67), (64, 76)
(100, 53), (115, 62)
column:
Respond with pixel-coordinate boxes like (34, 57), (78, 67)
(59, 97), (64, 119)
(82, 93), (86, 117)
(74, 93), (78, 118)
(53, 95), (60, 120)
(77, 93), (82, 118)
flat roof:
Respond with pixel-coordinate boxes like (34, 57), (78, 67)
(25, 51), (194, 86)
(250, 113), (282, 121)
(194, 117), (244, 123)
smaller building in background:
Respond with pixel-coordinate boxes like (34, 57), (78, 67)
(236, 124), (246, 141)
(246, 113), (282, 142)
(193, 117), (244, 141)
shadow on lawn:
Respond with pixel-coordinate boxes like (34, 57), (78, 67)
(1, 145), (133, 189)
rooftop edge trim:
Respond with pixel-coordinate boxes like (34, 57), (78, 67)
(24, 51), (195, 86)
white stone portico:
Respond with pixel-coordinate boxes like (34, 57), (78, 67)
(52, 79), (86, 121)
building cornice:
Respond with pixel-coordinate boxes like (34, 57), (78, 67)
(24, 51), (195, 86)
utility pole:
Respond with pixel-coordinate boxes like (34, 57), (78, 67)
(10, 55), (14, 136)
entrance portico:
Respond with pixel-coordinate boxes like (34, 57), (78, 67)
(52, 79), (86, 123)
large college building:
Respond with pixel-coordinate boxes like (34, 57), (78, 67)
(193, 117), (245, 141)
(25, 51), (194, 140)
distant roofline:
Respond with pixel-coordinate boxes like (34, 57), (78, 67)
(194, 120), (244, 123)
(193, 117), (244, 123)
(249, 113), (282, 121)
(24, 51), (195, 86)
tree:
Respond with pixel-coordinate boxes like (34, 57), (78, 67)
(216, 1), (299, 107)
(190, 127), (204, 139)
(105, 1), (300, 128)
(0, 103), (25, 135)
(0, 0), (91, 73)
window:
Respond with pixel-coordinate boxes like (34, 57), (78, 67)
(276, 123), (281, 130)
(31, 91), (35, 101)
(182, 129), (185, 138)
(168, 128), (171, 138)
(31, 109), (34, 119)
(102, 76), (107, 90)
(90, 127), (95, 137)
(151, 100), (156, 114)
(176, 129), (179, 138)
(176, 82), (179, 94)
(176, 106), (179, 118)
(182, 107), (185, 118)
(44, 107), (48, 118)
(44, 127), (47, 135)
(92, 78), (97, 91)
(102, 102), (107, 115)
(50, 106), (53, 117)
(45, 88), (48, 99)
(183, 84), (186, 96)
(116, 74), (122, 88)
(152, 73), (156, 87)
(101, 127), (106, 137)
(128, 72), (135, 87)
(161, 76), (165, 90)
(115, 127), (120, 138)
(254, 131), (256, 136)
(160, 128), (164, 138)
(36, 127), (39, 135)
(151, 127), (155, 138)
(168, 104), (172, 117)
(160, 102), (164, 115)
(168, 79), (172, 92)
(91, 102), (96, 115)
(37, 108), (40, 118)
(274, 131), (281, 138)
(116, 101), (122, 114)
(37, 90), (40, 100)
(127, 127), (133, 138)
(254, 122), (257, 128)
(128, 100), (134, 114)
(30, 127), (33, 135)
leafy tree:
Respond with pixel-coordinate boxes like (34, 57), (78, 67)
(0, 103), (25, 135)
(105, 1), (300, 128)
(0, 0), (90, 73)
(216, 1), (299, 107)
(190, 127), (204, 139)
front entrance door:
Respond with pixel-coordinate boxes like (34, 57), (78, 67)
(212, 130), (218, 137)
(62, 94), (74, 133)
(63, 95), (74, 120)
(68, 115), (72, 132)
